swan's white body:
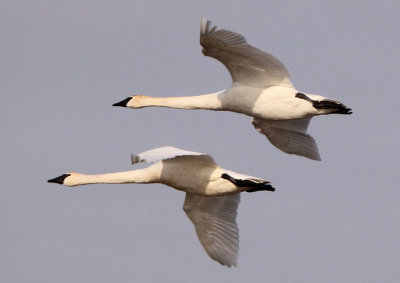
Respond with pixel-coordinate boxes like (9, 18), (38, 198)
(128, 86), (323, 120)
(114, 17), (352, 160)
(48, 146), (274, 267)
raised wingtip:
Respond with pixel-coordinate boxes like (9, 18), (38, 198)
(131, 154), (143, 165)
(200, 16), (207, 33)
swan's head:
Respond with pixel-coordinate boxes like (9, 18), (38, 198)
(112, 95), (148, 108)
(47, 172), (81, 186)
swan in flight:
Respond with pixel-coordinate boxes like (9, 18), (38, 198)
(47, 146), (275, 267)
(113, 17), (352, 160)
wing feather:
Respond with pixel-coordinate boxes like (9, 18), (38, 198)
(131, 146), (215, 165)
(200, 17), (292, 88)
(183, 193), (240, 267)
(252, 118), (321, 160)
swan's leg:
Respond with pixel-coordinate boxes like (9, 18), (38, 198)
(221, 173), (275, 192)
(295, 92), (352, 114)
(245, 186), (275, 193)
(312, 99), (352, 114)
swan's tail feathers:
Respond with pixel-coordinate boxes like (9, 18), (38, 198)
(252, 118), (321, 161)
(295, 93), (352, 114)
(221, 173), (275, 192)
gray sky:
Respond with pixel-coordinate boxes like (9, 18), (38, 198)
(2, 0), (400, 282)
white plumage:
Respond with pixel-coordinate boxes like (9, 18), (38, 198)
(114, 17), (352, 160)
(48, 146), (275, 267)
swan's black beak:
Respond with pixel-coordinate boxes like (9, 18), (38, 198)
(112, 97), (132, 107)
(47, 174), (70, 184)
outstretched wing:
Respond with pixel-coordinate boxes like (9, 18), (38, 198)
(131, 146), (215, 165)
(183, 193), (240, 267)
(200, 17), (292, 88)
(252, 118), (321, 160)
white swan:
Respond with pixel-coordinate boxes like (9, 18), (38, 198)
(113, 17), (352, 160)
(47, 146), (275, 267)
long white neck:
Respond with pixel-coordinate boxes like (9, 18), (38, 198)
(66, 166), (160, 187)
(134, 91), (224, 110)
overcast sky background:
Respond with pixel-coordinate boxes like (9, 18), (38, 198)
(2, 1), (400, 282)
